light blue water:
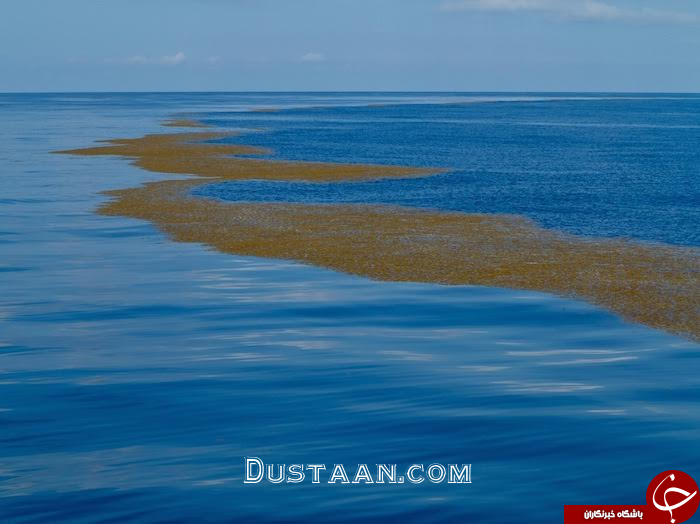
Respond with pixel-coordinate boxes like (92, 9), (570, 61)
(1, 93), (699, 523)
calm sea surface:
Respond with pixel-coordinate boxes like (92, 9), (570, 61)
(1, 93), (699, 523)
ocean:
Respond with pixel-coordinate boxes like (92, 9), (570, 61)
(0, 92), (699, 523)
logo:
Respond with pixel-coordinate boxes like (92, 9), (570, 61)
(646, 471), (699, 524)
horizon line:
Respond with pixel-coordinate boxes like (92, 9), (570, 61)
(2, 89), (700, 95)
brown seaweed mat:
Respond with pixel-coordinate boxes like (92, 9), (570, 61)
(57, 128), (700, 340)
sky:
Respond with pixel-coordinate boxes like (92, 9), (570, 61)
(1, 0), (699, 92)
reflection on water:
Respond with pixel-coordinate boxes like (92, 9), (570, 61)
(1, 93), (699, 523)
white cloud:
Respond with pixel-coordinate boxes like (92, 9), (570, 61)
(301, 52), (325, 63)
(160, 51), (186, 65)
(124, 51), (187, 66)
(439, 0), (699, 23)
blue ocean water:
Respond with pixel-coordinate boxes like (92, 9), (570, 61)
(0, 93), (699, 524)
(196, 95), (700, 246)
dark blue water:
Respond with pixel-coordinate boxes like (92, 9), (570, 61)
(1, 93), (699, 524)
(196, 96), (700, 246)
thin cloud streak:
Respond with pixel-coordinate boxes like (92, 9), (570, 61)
(301, 52), (325, 63)
(124, 52), (187, 66)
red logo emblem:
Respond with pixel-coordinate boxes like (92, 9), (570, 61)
(646, 471), (699, 524)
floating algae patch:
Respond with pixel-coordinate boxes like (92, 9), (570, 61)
(57, 130), (700, 340)
(58, 131), (436, 182)
(162, 119), (210, 128)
